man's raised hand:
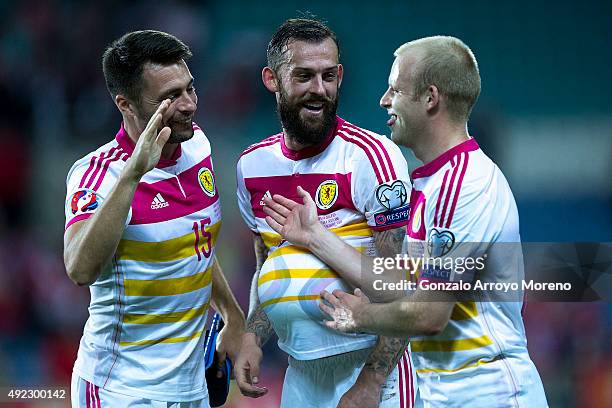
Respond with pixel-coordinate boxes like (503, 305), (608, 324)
(263, 186), (323, 249)
(126, 99), (172, 179)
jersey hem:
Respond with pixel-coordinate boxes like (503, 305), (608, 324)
(74, 365), (209, 402)
(278, 338), (377, 360)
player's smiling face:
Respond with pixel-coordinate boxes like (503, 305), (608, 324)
(275, 38), (343, 146)
(380, 54), (426, 148)
(137, 60), (197, 144)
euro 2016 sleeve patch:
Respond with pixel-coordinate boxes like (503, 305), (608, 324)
(68, 189), (100, 216)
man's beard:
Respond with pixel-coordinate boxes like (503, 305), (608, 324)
(277, 91), (339, 146)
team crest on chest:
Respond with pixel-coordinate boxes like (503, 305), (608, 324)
(198, 167), (216, 197)
(315, 180), (338, 210)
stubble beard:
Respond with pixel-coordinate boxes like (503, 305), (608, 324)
(166, 125), (194, 144)
(138, 106), (194, 145)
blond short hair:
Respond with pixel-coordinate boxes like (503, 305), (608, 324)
(394, 36), (481, 122)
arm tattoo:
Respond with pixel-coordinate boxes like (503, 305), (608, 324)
(253, 234), (269, 271)
(373, 227), (406, 258)
(246, 304), (274, 346)
(246, 234), (274, 345)
(364, 336), (410, 377)
(367, 228), (409, 375)
(248, 235), (269, 317)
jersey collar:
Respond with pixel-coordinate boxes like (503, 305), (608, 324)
(411, 138), (479, 179)
(280, 116), (344, 160)
(115, 122), (182, 168)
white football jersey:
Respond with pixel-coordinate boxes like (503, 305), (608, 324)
(237, 116), (412, 359)
(405, 138), (547, 407)
(65, 123), (220, 401)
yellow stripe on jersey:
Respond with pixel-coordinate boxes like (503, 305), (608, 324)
(450, 302), (478, 321)
(332, 221), (372, 238)
(123, 301), (211, 324)
(267, 244), (367, 261)
(124, 267), (212, 297)
(117, 221), (221, 262)
(266, 245), (311, 260)
(261, 231), (283, 249)
(261, 221), (372, 249)
(119, 329), (205, 347)
(261, 295), (320, 308)
(410, 335), (493, 353)
(416, 356), (501, 374)
(258, 268), (339, 286)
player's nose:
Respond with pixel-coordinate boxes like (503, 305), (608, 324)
(380, 88), (392, 109)
(177, 91), (197, 114)
(309, 75), (326, 96)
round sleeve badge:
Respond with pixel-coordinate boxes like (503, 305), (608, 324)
(198, 167), (216, 197)
(70, 189), (99, 215)
(376, 180), (408, 210)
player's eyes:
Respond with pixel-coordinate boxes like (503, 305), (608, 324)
(323, 73), (337, 81)
(390, 86), (404, 96)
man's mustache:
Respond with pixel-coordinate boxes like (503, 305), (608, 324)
(299, 97), (333, 105)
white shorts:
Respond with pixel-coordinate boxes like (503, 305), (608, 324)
(71, 372), (210, 408)
(280, 348), (415, 408)
(414, 353), (548, 408)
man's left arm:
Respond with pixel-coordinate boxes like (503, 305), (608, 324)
(210, 256), (246, 366)
(339, 228), (408, 408)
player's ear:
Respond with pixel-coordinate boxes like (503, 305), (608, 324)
(262, 67), (279, 93)
(337, 64), (344, 88)
(425, 85), (440, 112)
(115, 94), (137, 118)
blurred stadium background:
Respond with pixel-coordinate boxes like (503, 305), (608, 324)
(0, 0), (610, 407)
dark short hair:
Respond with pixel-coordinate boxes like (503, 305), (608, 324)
(267, 18), (339, 72)
(102, 30), (192, 102)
